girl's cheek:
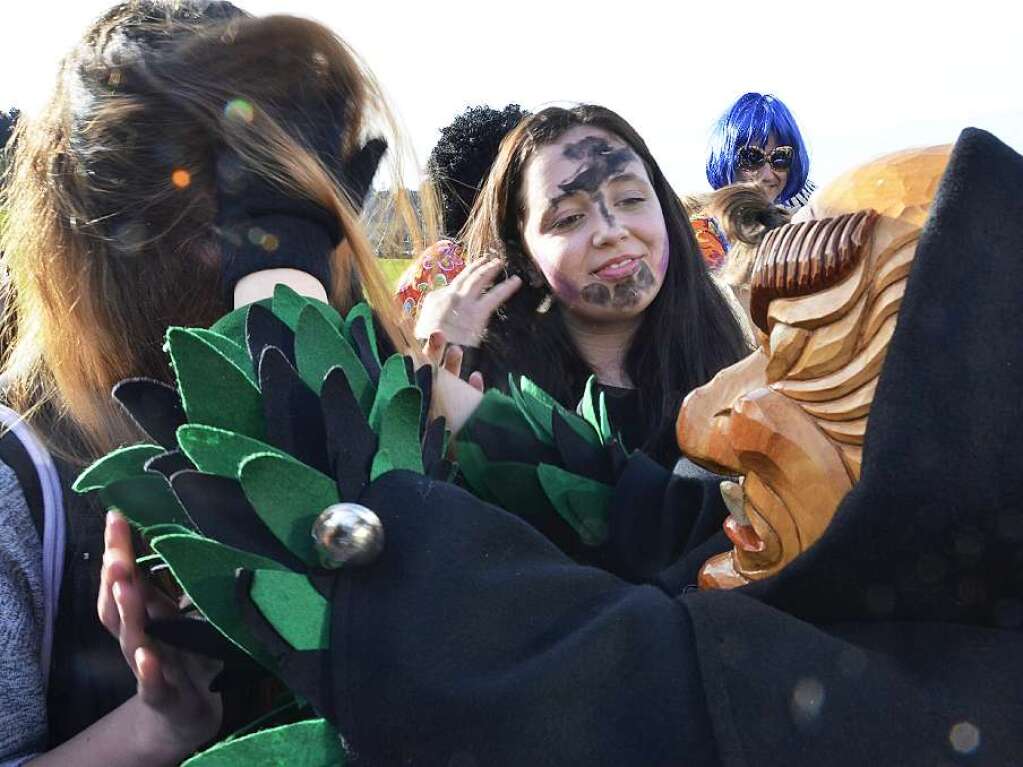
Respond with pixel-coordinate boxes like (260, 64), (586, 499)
(546, 268), (579, 304)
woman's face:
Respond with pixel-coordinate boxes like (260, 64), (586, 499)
(734, 134), (790, 202)
(518, 126), (669, 325)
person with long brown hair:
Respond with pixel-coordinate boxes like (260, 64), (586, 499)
(419, 105), (750, 466)
(0, 2), (414, 763)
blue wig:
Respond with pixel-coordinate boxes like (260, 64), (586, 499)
(706, 92), (809, 204)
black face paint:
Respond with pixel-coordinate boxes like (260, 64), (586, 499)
(580, 261), (657, 310)
(559, 137), (635, 196)
(551, 136), (637, 228)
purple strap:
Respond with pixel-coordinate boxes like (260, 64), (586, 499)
(0, 405), (65, 690)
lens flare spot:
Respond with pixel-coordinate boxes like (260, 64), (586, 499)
(949, 721), (981, 755)
(225, 98), (254, 124)
(262, 234), (279, 252)
(171, 169), (191, 189)
(790, 677), (825, 726)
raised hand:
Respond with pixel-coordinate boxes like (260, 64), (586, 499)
(414, 258), (522, 348)
(98, 512), (222, 762)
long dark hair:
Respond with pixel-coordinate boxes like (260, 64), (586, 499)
(462, 105), (750, 464)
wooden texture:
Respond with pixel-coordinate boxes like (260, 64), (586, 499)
(681, 145), (953, 589)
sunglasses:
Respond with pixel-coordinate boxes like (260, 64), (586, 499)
(736, 145), (794, 172)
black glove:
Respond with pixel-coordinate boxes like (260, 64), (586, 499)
(215, 83), (387, 303)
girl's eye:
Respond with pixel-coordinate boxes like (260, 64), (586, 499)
(617, 195), (646, 207)
(551, 213), (583, 231)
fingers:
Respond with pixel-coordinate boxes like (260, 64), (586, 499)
(99, 511), (135, 635)
(479, 274), (523, 313)
(114, 576), (151, 678)
(422, 331), (447, 368)
(134, 646), (174, 707)
(442, 344), (464, 379)
(459, 259), (503, 296)
(468, 371), (485, 392)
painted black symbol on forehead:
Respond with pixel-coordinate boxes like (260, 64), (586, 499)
(558, 136), (636, 197)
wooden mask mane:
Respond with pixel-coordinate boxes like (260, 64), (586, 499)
(748, 210), (879, 334)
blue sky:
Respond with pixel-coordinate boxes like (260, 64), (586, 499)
(4, 0), (1020, 193)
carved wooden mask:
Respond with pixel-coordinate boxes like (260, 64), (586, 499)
(677, 146), (951, 589)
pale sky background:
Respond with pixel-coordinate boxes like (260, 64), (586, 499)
(2, 0), (1021, 194)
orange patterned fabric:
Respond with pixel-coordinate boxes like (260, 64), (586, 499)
(395, 240), (467, 319)
(690, 215), (728, 271)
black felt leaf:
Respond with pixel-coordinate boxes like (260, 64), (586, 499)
(236, 569), (336, 721)
(348, 316), (381, 385)
(421, 416), (447, 478)
(113, 378), (187, 450)
(170, 471), (307, 571)
(415, 364), (433, 436)
(551, 409), (612, 483)
(246, 303), (297, 368)
(258, 347), (331, 476)
(320, 366), (376, 499)
(468, 417), (562, 466)
(143, 449), (193, 480)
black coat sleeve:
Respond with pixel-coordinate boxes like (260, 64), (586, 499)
(334, 470), (721, 767)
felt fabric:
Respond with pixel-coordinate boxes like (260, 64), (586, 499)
(249, 569), (329, 652)
(192, 328), (257, 384)
(680, 127), (1023, 766)
(72, 444), (164, 492)
(209, 298), (272, 348)
(294, 305), (371, 408)
(536, 463), (611, 545)
(371, 387), (425, 479)
(112, 378), (188, 450)
(368, 355), (412, 432)
(238, 453), (340, 567)
(331, 470), (720, 765)
(246, 303), (298, 370)
(176, 424), (288, 479)
(180, 718), (344, 767)
(98, 474), (193, 530)
(150, 534), (287, 670)
(141, 449), (193, 480)
(170, 471), (305, 571)
(320, 367), (377, 500)
(167, 327), (267, 440)
(258, 346), (331, 476)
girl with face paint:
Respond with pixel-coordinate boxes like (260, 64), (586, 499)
(447, 105), (750, 466)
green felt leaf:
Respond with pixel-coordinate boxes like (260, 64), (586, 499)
(141, 523), (197, 539)
(167, 327), (266, 440)
(371, 387), (424, 479)
(150, 535), (287, 669)
(249, 569), (329, 651)
(294, 304), (371, 409)
(598, 389), (612, 444)
(466, 388), (540, 442)
(537, 463), (611, 546)
(452, 440), (500, 506)
(270, 285), (345, 334)
(190, 328), (256, 384)
(368, 354), (411, 432)
(177, 424), (288, 480)
(483, 462), (553, 519)
(73, 444), (164, 493)
(507, 376), (555, 445)
(209, 299), (273, 348)
(520, 375), (601, 449)
(99, 475), (193, 529)
(271, 284), (312, 331)
(181, 719), (344, 767)
(239, 453), (339, 566)
(343, 302), (381, 365)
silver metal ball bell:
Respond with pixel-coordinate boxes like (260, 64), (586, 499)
(312, 503), (384, 569)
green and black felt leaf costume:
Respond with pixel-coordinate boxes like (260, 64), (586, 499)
(74, 284), (630, 764)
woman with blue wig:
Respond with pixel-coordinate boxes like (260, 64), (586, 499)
(705, 91), (814, 209)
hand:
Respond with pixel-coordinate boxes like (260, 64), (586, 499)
(423, 331), (485, 392)
(414, 259), (521, 347)
(98, 512), (223, 762)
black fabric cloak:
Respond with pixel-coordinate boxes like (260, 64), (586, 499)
(329, 128), (1023, 766)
